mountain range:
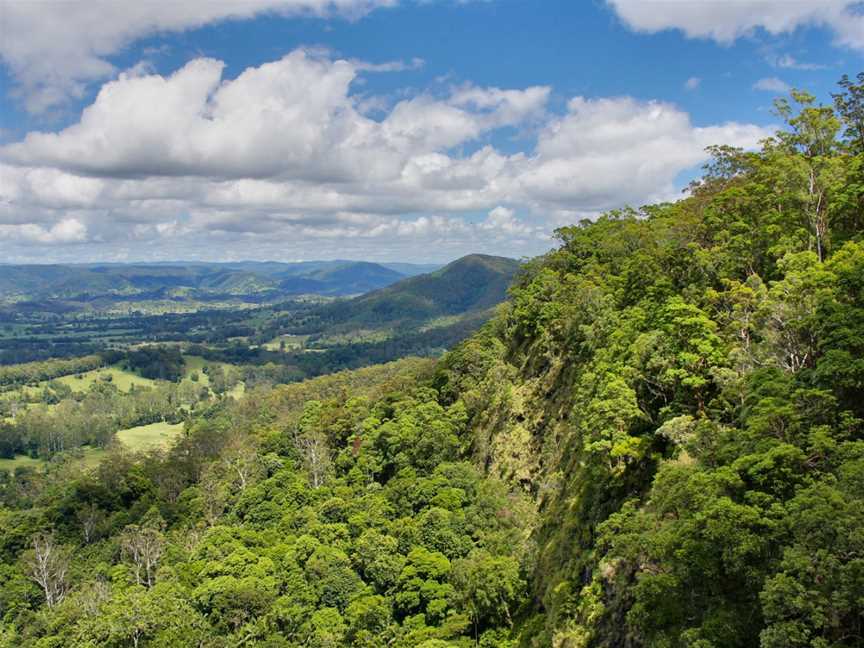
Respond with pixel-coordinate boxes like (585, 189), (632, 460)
(0, 260), (443, 304)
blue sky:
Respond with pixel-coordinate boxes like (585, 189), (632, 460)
(0, 0), (860, 263)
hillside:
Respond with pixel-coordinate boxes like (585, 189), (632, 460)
(431, 94), (864, 646)
(0, 88), (862, 648)
(276, 262), (405, 296)
(312, 254), (521, 330)
(0, 256), (510, 370)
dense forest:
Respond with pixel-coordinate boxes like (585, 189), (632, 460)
(0, 79), (862, 647)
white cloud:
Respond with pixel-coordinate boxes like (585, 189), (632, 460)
(754, 77), (791, 93)
(773, 54), (827, 70)
(0, 51), (772, 262)
(354, 57), (425, 72)
(5, 53), (389, 182)
(520, 96), (768, 210)
(0, 219), (88, 245)
(480, 206), (539, 236)
(606, 0), (864, 50)
(684, 77), (701, 91)
(0, 0), (397, 113)
(4, 53), (549, 183)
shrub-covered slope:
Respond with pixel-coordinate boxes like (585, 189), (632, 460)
(435, 86), (864, 647)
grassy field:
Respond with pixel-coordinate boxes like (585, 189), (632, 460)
(9, 365), (157, 400)
(182, 355), (237, 385)
(5, 356), (239, 401)
(182, 355), (211, 383)
(116, 421), (184, 451)
(418, 314), (464, 332)
(182, 356), (246, 400)
(0, 422), (185, 473)
(0, 353), (244, 473)
(55, 366), (157, 392)
(0, 447), (106, 472)
(0, 454), (43, 471)
(261, 334), (309, 352)
(314, 328), (392, 347)
(69, 447), (106, 469)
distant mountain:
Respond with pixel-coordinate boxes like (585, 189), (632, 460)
(309, 254), (522, 331)
(276, 261), (404, 296)
(379, 262), (442, 277)
(0, 260), (436, 304)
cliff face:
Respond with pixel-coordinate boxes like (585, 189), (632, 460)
(436, 146), (864, 646)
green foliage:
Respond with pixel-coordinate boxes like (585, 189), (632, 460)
(1, 76), (863, 648)
(432, 76), (864, 648)
(0, 361), (532, 647)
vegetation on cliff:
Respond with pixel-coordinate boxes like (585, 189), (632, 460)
(1, 80), (862, 648)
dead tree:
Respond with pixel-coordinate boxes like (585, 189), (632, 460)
(120, 522), (165, 587)
(25, 533), (69, 609)
(292, 427), (331, 488)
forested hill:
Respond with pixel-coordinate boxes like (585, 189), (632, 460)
(310, 254), (521, 330)
(1, 85), (863, 648)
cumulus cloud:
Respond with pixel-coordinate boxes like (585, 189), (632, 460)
(754, 77), (791, 93)
(4, 52), (549, 183)
(0, 219), (88, 245)
(606, 0), (864, 50)
(0, 51), (772, 262)
(480, 206), (540, 236)
(0, 0), (396, 113)
(520, 96), (767, 210)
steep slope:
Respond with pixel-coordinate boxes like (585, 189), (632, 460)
(432, 126), (864, 645)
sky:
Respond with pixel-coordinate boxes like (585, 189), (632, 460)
(0, 0), (861, 264)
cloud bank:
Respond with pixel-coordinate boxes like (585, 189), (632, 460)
(0, 50), (771, 262)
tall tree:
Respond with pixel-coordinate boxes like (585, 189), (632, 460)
(24, 533), (70, 609)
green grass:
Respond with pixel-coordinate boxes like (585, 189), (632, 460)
(183, 355), (210, 375)
(68, 447), (106, 469)
(8, 365), (157, 400)
(55, 366), (157, 392)
(182, 355), (242, 389)
(418, 314), (464, 332)
(0, 423), (184, 473)
(314, 328), (393, 347)
(0, 447), (106, 472)
(116, 421), (184, 452)
(0, 454), (43, 471)
(184, 356), (213, 387)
